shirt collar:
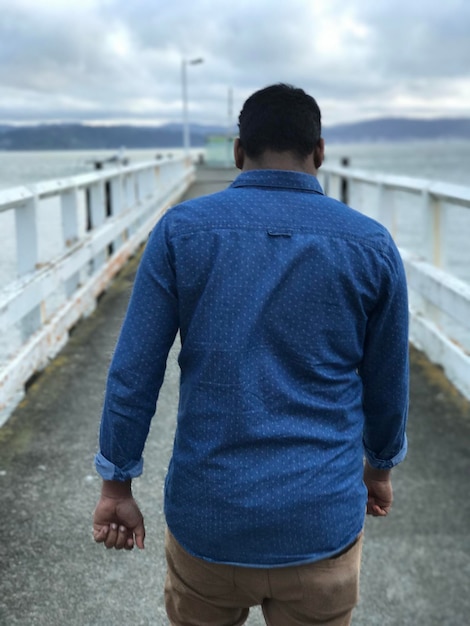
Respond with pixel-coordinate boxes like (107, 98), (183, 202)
(230, 169), (324, 195)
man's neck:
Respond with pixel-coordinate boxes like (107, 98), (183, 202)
(242, 150), (317, 176)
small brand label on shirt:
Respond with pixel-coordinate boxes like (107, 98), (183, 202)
(267, 229), (293, 238)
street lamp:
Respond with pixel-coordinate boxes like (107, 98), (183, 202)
(181, 57), (204, 157)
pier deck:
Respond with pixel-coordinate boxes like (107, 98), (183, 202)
(0, 167), (469, 626)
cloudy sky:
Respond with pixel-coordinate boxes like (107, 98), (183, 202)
(1, 0), (469, 128)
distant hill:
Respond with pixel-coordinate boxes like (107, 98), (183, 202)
(0, 123), (223, 151)
(324, 117), (470, 143)
(0, 117), (469, 150)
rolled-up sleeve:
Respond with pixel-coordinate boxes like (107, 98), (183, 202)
(95, 216), (179, 481)
(360, 240), (409, 470)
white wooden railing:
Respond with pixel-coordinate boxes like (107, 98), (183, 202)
(0, 156), (195, 425)
(319, 164), (470, 400)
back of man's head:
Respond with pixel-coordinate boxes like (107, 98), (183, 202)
(238, 84), (322, 162)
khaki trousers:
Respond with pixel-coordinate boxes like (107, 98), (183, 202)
(164, 529), (363, 626)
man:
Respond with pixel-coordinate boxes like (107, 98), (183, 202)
(93, 84), (409, 626)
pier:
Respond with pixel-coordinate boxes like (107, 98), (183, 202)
(0, 164), (469, 625)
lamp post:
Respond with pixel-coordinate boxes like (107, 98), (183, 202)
(181, 57), (204, 157)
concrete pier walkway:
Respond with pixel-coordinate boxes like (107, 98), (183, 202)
(0, 167), (469, 626)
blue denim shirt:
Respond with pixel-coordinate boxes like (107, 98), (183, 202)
(96, 169), (409, 567)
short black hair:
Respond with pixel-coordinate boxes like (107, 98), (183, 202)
(238, 83), (322, 160)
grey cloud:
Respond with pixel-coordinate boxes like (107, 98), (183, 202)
(350, 0), (470, 79)
(0, 0), (468, 125)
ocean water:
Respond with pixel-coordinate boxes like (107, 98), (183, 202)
(324, 139), (470, 186)
(0, 140), (469, 190)
(0, 147), (202, 190)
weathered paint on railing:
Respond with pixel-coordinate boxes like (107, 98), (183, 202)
(319, 164), (470, 400)
(0, 156), (195, 425)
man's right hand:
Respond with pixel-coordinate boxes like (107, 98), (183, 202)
(93, 479), (146, 550)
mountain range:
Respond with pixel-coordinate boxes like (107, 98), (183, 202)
(0, 117), (469, 150)
(324, 117), (470, 142)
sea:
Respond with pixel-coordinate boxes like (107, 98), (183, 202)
(0, 140), (469, 190)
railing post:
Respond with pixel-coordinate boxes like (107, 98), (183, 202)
(378, 184), (398, 239)
(144, 167), (154, 199)
(14, 197), (41, 338)
(127, 173), (138, 237)
(61, 189), (79, 247)
(420, 189), (446, 329)
(110, 175), (124, 251)
(89, 182), (106, 270)
(340, 157), (350, 205)
(322, 171), (330, 196)
(61, 189), (80, 296)
(89, 182), (105, 228)
(422, 190), (444, 268)
(15, 197), (39, 277)
(135, 171), (142, 205)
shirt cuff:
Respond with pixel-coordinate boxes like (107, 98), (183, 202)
(363, 434), (408, 470)
(94, 452), (144, 481)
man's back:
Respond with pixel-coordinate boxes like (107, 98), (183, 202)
(109, 169), (408, 566)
